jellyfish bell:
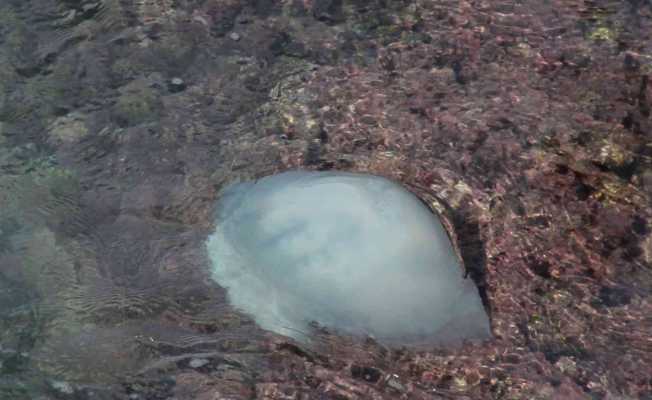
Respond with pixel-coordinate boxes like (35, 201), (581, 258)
(206, 171), (491, 345)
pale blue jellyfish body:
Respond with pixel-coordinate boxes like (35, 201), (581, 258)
(207, 171), (490, 344)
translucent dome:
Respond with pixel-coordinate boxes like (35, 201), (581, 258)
(207, 171), (490, 344)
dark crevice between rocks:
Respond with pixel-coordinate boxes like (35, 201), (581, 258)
(277, 342), (330, 366)
(249, 0), (280, 18)
(312, 0), (344, 25)
(305, 126), (336, 170)
(528, 257), (552, 279)
(540, 338), (591, 365)
(638, 74), (650, 117)
(593, 285), (632, 308)
(452, 214), (490, 310)
(268, 30), (339, 65)
(408, 187), (492, 323)
(575, 185), (594, 201)
(451, 60), (467, 85)
(208, 7), (243, 38)
(350, 364), (382, 383)
(304, 140), (322, 167)
(209, 2), (282, 37)
(592, 158), (638, 181)
(631, 215), (649, 236)
(600, 219), (646, 265)
(425, 197), (492, 318)
(622, 241), (644, 261)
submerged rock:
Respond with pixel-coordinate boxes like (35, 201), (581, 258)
(49, 380), (74, 395)
(48, 112), (88, 144)
(168, 77), (186, 93)
(207, 171), (490, 345)
(111, 81), (162, 127)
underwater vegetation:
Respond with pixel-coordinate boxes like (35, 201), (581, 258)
(207, 171), (490, 344)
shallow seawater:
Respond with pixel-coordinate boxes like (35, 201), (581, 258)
(1, 0), (651, 399)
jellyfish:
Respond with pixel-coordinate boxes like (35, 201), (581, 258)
(206, 171), (490, 345)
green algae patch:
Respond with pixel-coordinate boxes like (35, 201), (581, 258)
(589, 26), (616, 41)
(48, 113), (89, 144)
(111, 82), (162, 127)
